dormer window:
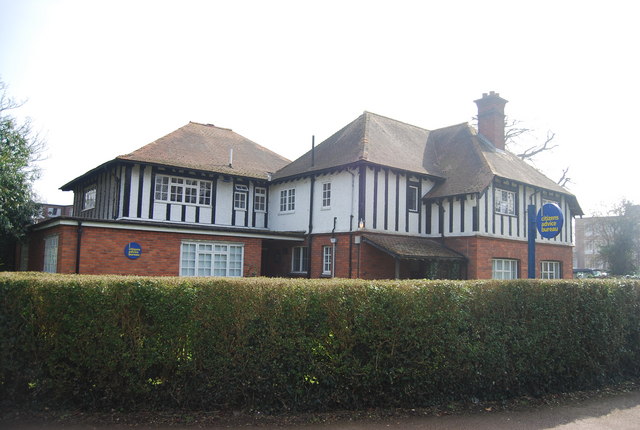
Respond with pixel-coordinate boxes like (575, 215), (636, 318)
(495, 188), (515, 216)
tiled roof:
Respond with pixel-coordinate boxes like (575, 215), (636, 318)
(273, 111), (581, 215)
(423, 124), (582, 214)
(362, 233), (465, 260)
(118, 122), (290, 180)
(273, 112), (445, 180)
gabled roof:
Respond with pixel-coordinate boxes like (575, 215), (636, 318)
(423, 123), (582, 214)
(273, 112), (445, 180)
(118, 122), (290, 179)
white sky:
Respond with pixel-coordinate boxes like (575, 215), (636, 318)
(1, 0), (638, 216)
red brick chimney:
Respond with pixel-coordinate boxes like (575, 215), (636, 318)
(474, 91), (508, 150)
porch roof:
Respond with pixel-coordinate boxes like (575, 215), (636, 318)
(361, 233), (466, 261)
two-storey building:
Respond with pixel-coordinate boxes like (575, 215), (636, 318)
(19, 92), (582, 279)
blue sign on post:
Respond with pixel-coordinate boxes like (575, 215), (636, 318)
(124, 242), (142, 260)
(536, 203), (564, 239)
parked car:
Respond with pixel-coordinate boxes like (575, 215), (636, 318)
(573, 268), (607, 278)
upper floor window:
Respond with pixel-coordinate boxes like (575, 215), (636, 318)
(492, 258), (518, 279)
(495, 188), (515, 216)
(83, 186), (96, 210)
(408, 184), (419, 212)
(322, 182), (331, 209)
(155, 175), (212, 206)
(254, 187), (266, 212)
(280, 188), (295, 212)
(234, 184), (248, 210)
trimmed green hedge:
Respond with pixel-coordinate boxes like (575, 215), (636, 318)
(1, 273), (639, 411)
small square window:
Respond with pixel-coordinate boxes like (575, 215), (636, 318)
(541, 261), (561, 279)
(492, 258), (518, 279)
(495, 188), (516, 216)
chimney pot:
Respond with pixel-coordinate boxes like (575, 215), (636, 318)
(474, 91), (508, 150)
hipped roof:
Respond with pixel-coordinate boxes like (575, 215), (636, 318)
(62, 122), (290, 189)
(118, 122), (290, 179)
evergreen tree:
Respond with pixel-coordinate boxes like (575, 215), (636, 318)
(0, 80), (43, 269)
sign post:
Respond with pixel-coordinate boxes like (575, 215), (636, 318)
(528, 203), (564, 279)
(528, 205), (537, 278)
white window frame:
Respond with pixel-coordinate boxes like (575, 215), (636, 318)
(155, 175), (212, 206)
(321, 182), (331, 209)
(541, 261), (562, 279)
(495, 188), (516, 216)
(322, 245), (333, 276)
(408, 185), (419, 212)
(280, 188), (295, 213)
(492, 258), (518, 280)
(43, 235), (59, 273)
(234, 185), (248, 211)
(83, 186), (96, 211)
(254, 187), (267, 212)
(292, 246), (308, 273)
(180, 241), (244, 277)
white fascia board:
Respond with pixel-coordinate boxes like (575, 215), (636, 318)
(34, 218), (304, 241)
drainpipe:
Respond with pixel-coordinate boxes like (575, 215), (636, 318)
(348, 169), (357, 278)
(331, 217), (337, 278)
(75, 221), (83, 274)
(307, 175), (315, 279)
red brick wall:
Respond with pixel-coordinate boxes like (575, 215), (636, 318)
(445, 235), (573, 279)
(25, 223), (262, 276)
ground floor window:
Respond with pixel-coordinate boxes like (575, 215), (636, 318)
(180, 241), (243, 277)
(541, 260), (562, 279)
(292, 246), (308, 273)
(492, 258), (518, 279)
(322, 245), (333, 276)
(43, 235), (58, 273)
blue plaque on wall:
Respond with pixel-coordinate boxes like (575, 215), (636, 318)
(124, 242), (142, 260)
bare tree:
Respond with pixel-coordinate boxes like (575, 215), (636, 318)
(502, 116), (570, 186)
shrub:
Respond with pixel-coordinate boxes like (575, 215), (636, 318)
(1, 273), (639, 411)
